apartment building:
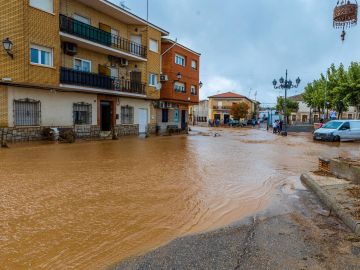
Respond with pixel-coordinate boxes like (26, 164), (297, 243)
(156, 38), (201, 133)
(0, 0), (169, 141)
(208, 92), (259, 124)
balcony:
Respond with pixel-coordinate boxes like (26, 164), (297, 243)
(213, 106), (232, 110)
(59, 15), (147, 59)
(60, 67), (146, 95)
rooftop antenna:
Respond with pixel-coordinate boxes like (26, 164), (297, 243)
(254, 90), (257, 101)
(248, 88), (252, 98)
(119, 1), (131, 10)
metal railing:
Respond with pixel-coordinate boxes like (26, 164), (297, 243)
(213, 106), (232, 110)
(60, 67), (146, 95)
(60, 15), (147, 58)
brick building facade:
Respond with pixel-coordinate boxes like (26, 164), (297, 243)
(156, 38), (201, 132)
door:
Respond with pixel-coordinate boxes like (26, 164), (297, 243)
(138, 108), (148, 134)
(338, 122), (351, 140)
(130, 35), (142, 55)
(224, 114), (230, 125)
(181, 110), (187, 130)
(100, 101), (112, 131)
(130, 71), (142, 92)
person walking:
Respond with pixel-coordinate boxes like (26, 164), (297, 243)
(273, 121), (278, 134)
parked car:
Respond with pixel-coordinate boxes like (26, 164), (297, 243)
(247, 119), (257, 126)
(313, 120), (360, 142)
(228, 119), (240, 127)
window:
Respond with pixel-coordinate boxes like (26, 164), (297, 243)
(121, 106), (134, 124)
(162, 109), (169, 123)
(73, 14), (90, 25)
(29, 0), (53, 13)
(110, 67), (119, 78)
(191, 85), (197, 95)
(14, 99), (41, 126)
(30, 44), (53, 67)
(341, 122), (350, 130)
(110, 28), (119, 44)
(73, 103), (92, 125)
(149, 39), (159, 53)
(174, 82), (186, 93)
(149, 73), (157, 87)
(348, 114), (353, 119)
(191, 60), (197, 70)
(175, 54), (186, 66)
(73, 58), (91, 72)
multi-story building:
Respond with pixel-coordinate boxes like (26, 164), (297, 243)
(156, 38), (201, 132)
(208, 92), (259, 124)
(0, 0), (168, 141)
(288, 94), (359, 123)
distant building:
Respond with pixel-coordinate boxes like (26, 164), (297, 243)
(288, 94), (359, 123)
(208, 92), (259, 124)
(190, 100), (209, 126)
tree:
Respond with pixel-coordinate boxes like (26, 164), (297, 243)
(276, 97), (299, 123)
(231, 102), (250, 120)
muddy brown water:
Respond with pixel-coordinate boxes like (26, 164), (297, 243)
(0, 128), (358, 269)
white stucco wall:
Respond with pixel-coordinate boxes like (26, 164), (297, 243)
(8, 87), (98, 127)
(116, 97), (151, 125)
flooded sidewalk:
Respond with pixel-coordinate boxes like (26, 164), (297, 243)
(0, 127), (358, 269)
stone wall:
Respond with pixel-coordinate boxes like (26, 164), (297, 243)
(1, 125), (100, 143)
(114, 124), (139, 136)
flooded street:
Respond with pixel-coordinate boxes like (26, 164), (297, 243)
(0, 128), (358, 270)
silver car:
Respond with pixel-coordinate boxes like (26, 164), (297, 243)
(313, 120), (360, 142)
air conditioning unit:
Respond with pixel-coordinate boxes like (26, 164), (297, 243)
(120, 58), (129, 67)
(160, 74), (168, 82)
(159, 101), (166, 109)
(63, 42), (77, 56)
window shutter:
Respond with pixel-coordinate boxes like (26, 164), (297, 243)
(99, 23), (111, 33)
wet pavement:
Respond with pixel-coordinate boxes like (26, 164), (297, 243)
(0, 127), (359, 269)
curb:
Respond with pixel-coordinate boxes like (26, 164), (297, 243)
(301, 173), (360, 235)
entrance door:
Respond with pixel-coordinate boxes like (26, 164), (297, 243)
(100, 101), (112, 131)
(138, 108), (148, 134)
(224, 114), (230, 125)
(181, 110), (187, 130)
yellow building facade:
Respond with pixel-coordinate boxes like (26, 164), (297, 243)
(208, 92), (259, 124)
(0, 0), (168, 139)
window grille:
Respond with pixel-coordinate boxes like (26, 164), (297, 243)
(14, 99), (41, 126)
(121, 106), (134, 124)
(73, 102), (92, 125)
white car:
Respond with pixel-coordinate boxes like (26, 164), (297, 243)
(313, 120), (360, 142)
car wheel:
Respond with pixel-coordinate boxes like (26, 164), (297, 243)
(333, 136), (340, 142)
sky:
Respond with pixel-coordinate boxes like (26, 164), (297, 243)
(111, 0), (360, 105)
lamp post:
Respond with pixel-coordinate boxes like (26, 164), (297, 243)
(2, 38), (13, 59)
(272, 70), (301, 136)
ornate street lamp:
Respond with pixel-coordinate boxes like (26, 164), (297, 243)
(333, 0), (358, 42)
(2, 38), (13, 59)
(272, 70), (301, 136)
(199, 81), (203, 88)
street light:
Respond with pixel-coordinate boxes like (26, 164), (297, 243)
(272, 70), (301, 136)
(2, 38), (13, 59)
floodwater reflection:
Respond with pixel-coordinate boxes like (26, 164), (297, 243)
(0, 128), (358, 269)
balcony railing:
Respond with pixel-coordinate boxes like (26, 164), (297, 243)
(59, 15), (147, 58)
(60, 67), (146, 95)
(213, 106), (232, 110)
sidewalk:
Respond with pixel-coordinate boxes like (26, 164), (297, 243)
(301, 172), (360, 235)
